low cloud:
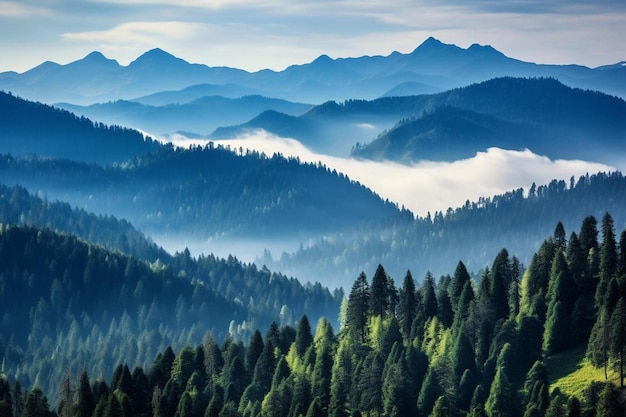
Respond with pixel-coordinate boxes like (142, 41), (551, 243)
(191, 130), (617, 217)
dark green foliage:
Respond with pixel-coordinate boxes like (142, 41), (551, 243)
(490, 248), (513, 320)
(295, 315), (314, 358)
(451, 261), (472, 311)
(396, 270), (417, 337)
(244, 331), (264, 374)
(346, 273), (370, 343)
(597, 213), (618, 308)
(417, 367), (441, 417)
(422, 272), (438, 320)
(437, 286), (454, 328)
(485, 366), (518, 417)
(5, 216), (626, 417)
(609, 297), (626, 387)
(369, 265), (389, 318)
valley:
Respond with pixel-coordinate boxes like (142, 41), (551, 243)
(1, 35), (626, 416)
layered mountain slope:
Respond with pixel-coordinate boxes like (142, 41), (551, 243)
(263, 172), (626, 288)
(56, 95), (313, 136)
(0, 145), (402, 239)
(350, 77), (626, 164)
(0, 91), (161, 164)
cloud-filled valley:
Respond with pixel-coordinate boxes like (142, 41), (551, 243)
(167, 130), (616, 218)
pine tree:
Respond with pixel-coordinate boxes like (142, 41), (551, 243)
(329, 344), (351, 417)
(554, 222), (567, 252)
(450, 261), (472, 314)
(596, 383), (621, 417)
(417, 367), (441, 417)
(370, 264), (389, 318)
(347, 272), (370, 344)
(609, 297), (626, 387)
(295, 315), (313, 358)
(485, 367), (517, 417)
(422, 272), (438, 320)
(77, 369), (95, 417)
(597, 213), (618, 308)
(397, 270), (417, 337)
(245, 330), (264, 373)
(490, 248), (512, 320)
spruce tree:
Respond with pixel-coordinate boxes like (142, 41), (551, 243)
(370, 264), (389, 318)
(347, 272), (370, 344)
(597, 212), (618, 308)
(295, 315), (313, 358)
(609, 297), (626, 387)
(422, 272), (438, 320)
(397, 270), (417, 337)
(450, 261), (472, 313)
(245, 330), (264, 374)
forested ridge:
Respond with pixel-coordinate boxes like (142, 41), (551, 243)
(0, 224), (341, 406)
(0, 144), (402, 238)
(0, 183), (170, 263)
(0, 91), (160, 165)
(350, 77), (626, 163)
(267, 171), (626, 287)
(2, 214), (626, 416)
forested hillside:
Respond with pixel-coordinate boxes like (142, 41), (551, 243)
(0, 92), (160, 164)
(2, 214), (625, 416)
(0, 145), (402, 238)
(0, 225), (341, 405)
(265, 171), (626, 288)
(0, 183), (169, 262)
(351, 77), (626, 163)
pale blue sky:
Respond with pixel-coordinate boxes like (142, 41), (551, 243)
(1, 0), (625, 73)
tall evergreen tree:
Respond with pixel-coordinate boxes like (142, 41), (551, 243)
(554, 222), (567, 252)
(597, 213), (618, 308)
(370, 264), (389, 318)
(77, 369), (95, 417)
(490, 249), (512, 320)
(245, 330), (264, 374)
(422, 272), (438, 320)
(450, 261), (472, 311)
(609, 297), (626, 387)
(346, 272), (370, 344)
(397, 270), (417, 337)
(295, 315), (313, 358)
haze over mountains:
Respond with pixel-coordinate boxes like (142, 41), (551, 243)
(1, 37), (625, 106)
(3, 36), (626, 415)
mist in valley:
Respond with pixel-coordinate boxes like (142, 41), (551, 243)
(167, 130), (616, 218)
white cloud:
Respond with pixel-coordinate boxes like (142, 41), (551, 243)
(0, 1), (51, 17)
(63, 21), (208, 48)
(164, 130), (616, 217)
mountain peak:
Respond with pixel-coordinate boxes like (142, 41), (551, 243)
(312, 54), (334, 64)
(130, 48), (186, 67)
(411, 37), (460, 55)
(467, 43), (504, 57)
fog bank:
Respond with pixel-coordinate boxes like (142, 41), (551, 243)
(172, 131), (619, 217)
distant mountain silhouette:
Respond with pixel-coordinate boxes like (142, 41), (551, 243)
(56, 95), (313, 136)
(132, 83), (266, 105)
(351, 77), (626, 164)
(2, 37), (625, 104)
(0, 91), (160, 164)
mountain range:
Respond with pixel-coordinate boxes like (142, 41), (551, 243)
(213, 77), (626, 163)
(1, 37), (625, 105)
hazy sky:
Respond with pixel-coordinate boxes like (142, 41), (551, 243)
(1, 0), (625, 73)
